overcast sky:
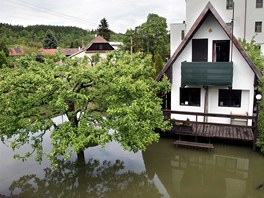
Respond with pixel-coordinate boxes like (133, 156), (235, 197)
(0, 0), (186, 33)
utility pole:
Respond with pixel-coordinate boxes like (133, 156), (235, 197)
(135, 26), (139, 52)
(130, 33), (133, 56)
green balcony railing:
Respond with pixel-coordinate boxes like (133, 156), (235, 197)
(181, 62), (233, 87)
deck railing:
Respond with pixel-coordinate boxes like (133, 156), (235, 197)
(162, 109), (258, 149)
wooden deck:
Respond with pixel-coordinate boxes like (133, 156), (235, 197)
(174, 140), (214, 151)
(173, 123), (254, 141)
(163, 109), (258, 149)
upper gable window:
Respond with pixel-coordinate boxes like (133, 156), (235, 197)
(226, 0), (233, 9)
(256, 0), (263, 8)
(255, 21), (262, 33)
(192, 39), (208, 62)
(212, 40), (230, 62)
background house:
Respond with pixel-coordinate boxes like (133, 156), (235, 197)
(70, 36), (115, 62)
(171, 0), (264, 55)
(157, 2), (261, 125)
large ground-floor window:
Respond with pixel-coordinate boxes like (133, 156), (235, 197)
(218, 89), (241, 107)
(180, 88), (201, 106)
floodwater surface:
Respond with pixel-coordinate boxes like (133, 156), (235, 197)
(1, 132), (264, 197)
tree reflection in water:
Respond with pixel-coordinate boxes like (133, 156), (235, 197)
(8, 159), (161, 198)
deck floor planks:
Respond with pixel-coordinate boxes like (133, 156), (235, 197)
(190, 123), (254, 141)
(184, 123), (254, 142)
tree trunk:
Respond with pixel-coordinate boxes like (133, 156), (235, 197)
(77, 150), (85, 164)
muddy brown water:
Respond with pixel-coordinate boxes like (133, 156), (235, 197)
(1, 131), (264, 197)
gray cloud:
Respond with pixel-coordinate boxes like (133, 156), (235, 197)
(0, 0), (186, 33)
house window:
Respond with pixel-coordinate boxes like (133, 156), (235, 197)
(218, 89), (241, 107)
(180, 88), (201, 106)
(192, 39), (208, 62)
(213, 40), (230, 62)
(226, 0), (233, 9)
(256, 0), (263, 8)
(255, 21), (262, 32)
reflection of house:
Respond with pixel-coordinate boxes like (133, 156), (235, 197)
(70, 36), (115, 61)
(157, 2), (261, 126)
(142, 138), (259, 198)
(171, 0), (264, 54)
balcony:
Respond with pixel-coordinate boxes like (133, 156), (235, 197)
(181, 62), (233, 87)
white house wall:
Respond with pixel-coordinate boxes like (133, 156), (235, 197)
(170, 23), (186, 56)
(185, 0), (264, 53)
(171, 13), (255, 125)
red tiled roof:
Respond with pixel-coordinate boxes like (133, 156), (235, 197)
(8, 48), (25, 56)
(9, 48), (81, 56)
(91, 35), (108, 44)
(39, 48), (57, 55)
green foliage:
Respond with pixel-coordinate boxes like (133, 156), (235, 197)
(0, 50), (8, 67)
(240, 38), (264, 152)
(0, 51), (171, 165)
(154, 53), (164, 77)
(0, 23), (124, 50)
(239, 38), (264, 72)
(43, 29), (58, 49)
(97, 18), (111, 41)
(122, 29), (136, 53)
(91, 53), (101, 66)
(0, 38), (9, 57)
(138, 14), (169, 59)
(257, 77), (264, 152)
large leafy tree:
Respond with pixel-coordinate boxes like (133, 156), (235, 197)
(43, 29), (58, 49)
(97, 18), (111, 41)
(0, 51), (170, 165)
(138, 14), (169, 59)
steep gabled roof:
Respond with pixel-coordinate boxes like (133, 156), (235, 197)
(85, 35), (114, 51)
(156, 2), (262, 81)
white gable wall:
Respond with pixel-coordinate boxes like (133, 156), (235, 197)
(185, 0), (264, 53)
(171, 14), (255, 124)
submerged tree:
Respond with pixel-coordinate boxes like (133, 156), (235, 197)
(0, 51), (170, 165)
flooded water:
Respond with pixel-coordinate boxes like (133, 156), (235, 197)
(1, 132), (264, 197)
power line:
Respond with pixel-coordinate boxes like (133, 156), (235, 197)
(6, 0), (98, 27)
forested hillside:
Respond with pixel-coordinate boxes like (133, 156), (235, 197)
(0, 23), (124, 48)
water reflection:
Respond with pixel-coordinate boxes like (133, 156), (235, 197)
(143, 138), (264, 198)
(2, 137), (264, 197)
(8, 159), (161, 198)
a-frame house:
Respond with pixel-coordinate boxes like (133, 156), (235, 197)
(158, 2), (261, 124)
(157, 2), (262, 148)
